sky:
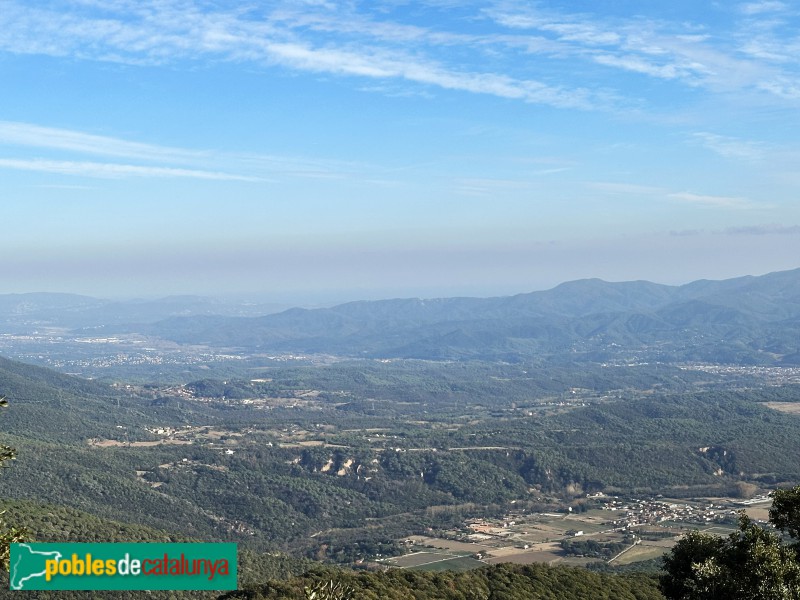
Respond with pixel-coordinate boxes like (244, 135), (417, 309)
(1, 0), (800, 303)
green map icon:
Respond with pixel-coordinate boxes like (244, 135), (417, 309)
(10, 543), (63, 590)
(9, 542), (237, 591)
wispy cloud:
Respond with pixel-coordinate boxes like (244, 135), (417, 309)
(692, 132), (767, 161)
(588, 182), (665, 195)
(0, 158), (260, 181)
(453, 176), (543, 196)
(486, 8), (621, 46)
(484, 1), (800, 104)
(0, 120), (379, 182)
(758, 77), (800, 99)
(0, 120), (255, 180)
(0, 0), (798, 117)
(262, 41), (595, 108)
(592, 54), (694, 81)
(668, 191), (752, 209)
(33, 183), (95, 190)
(0, 1), (602, 111)
(589, 181), (756, 209)
(0, 121), (207, 163)
(739, 1), (788, 16)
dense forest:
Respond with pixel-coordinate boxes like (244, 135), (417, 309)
(220, 563), (664, 600)
(3, 345), (800, 597)
(3, 356), (800, 557)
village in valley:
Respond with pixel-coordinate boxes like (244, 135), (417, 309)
(378, 493), (774, 572)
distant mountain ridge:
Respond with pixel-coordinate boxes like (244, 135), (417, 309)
(105, 267), (800, 364)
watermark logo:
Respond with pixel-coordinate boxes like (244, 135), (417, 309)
(10, 543), (237, 591)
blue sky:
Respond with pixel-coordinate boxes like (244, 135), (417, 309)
(1, 0), (799, 302)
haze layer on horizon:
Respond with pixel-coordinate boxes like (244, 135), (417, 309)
(2, 1), (800, 302)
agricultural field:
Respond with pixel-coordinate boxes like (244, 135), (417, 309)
(744, 506), (772, 521)
(380, 549), (483, 572)
(612, 543), (670, 566)
(765, 402), (800, 415)
(388, 494), (769, 572)
(483, 543), (565, 566)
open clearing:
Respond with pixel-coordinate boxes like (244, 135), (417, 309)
(414, 556), (485, 572)
(613, 544), (670, 565)
(765, 402), (800, 414)
(406, 536), (491, 553)
(484, 542), (562, 565)
(386, 550), (473, 569)
(701, 525), (740, 536)
(484, 550), (561, 565)
(744, 506), (771, 521)
(88, 439), (192, 447)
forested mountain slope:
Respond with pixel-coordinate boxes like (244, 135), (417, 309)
(220, 563), (664, 600)
(118, 268), (800, 363)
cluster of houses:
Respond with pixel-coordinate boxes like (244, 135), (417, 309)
(600, 496), (755, 529)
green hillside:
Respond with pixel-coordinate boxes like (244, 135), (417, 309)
(220, 563), (663, 600)
(116, 268), (800, 364)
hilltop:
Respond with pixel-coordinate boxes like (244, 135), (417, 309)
(110, 268), (800, 364)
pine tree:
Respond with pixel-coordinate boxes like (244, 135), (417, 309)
(661, 487), (800, 599)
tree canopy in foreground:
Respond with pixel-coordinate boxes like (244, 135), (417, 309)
(661, 487), (800, 600)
